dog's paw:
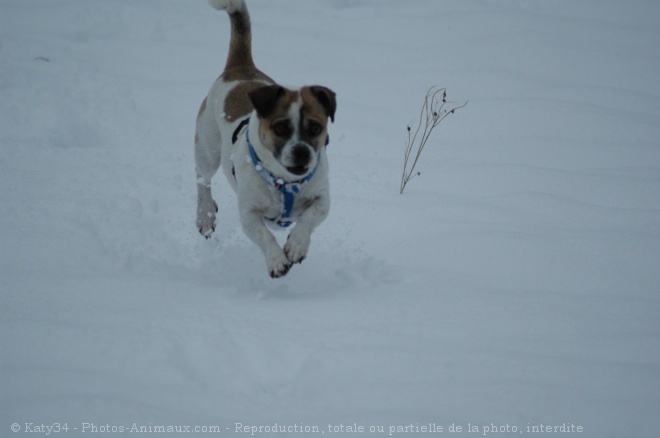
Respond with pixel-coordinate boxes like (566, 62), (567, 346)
(284, 230), (311, 265)
(196, 201), (218, 239)
(267, 250), (292, 278)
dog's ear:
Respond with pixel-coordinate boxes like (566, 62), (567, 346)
(309, 86), (336, 123)
(249, 85), (286, 119)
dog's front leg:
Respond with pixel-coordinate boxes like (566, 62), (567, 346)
(284, 194), (330, 265)
(240, 209), (292, 278)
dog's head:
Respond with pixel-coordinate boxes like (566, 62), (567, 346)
(248, 84), (336, 178)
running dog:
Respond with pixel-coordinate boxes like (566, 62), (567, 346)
(195, 0), (336, 278)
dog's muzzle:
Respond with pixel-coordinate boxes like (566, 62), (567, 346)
(286, 144), (315, 175)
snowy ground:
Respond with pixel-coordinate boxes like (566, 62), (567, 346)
(1, 0), (659, 436)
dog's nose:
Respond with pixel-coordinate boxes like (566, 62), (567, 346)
(292, 144), (311, 165)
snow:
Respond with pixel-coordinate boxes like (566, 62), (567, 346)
(1, 0), (659, 436)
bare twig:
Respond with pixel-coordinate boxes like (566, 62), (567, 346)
(400, 86), (466, 194)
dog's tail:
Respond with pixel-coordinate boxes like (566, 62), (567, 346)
(208, 0), (254, 74)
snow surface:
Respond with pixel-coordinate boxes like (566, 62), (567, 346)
(1, 0), (659, 436)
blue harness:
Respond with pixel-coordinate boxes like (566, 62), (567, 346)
(235, 119), (321, 228)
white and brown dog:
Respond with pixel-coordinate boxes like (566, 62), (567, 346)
(195, 0), (336, 278)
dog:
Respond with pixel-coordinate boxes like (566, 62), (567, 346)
(195, 0), (336, 278)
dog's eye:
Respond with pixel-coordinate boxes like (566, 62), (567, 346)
(272, 121), (291, 137)
(307, 121), (323, 136)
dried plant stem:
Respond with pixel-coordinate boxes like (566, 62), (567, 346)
(400, 86), (466, 194)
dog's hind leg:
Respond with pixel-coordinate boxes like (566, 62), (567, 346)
(195, 97), (222, 239)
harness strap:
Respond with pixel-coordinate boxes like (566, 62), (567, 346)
(232, 117), (251, 144)
(231, 118), (251, 181)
